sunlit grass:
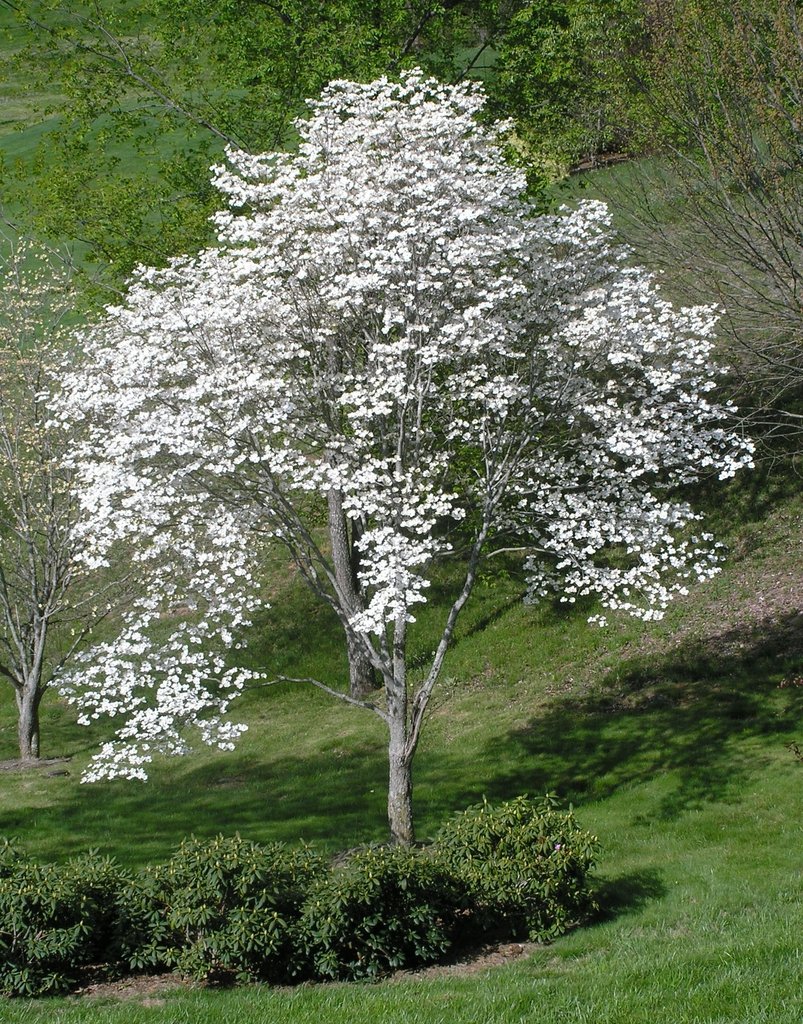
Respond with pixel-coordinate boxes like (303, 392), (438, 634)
(1, 750), (801, 1022)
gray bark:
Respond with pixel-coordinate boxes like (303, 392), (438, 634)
(15, 685), (41, 760)
(327, 489), (378, 699)
(387, 739), (414, 845)
(387, 607), (414, 845)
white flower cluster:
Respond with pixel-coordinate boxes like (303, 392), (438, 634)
(58, 70), (753, 780)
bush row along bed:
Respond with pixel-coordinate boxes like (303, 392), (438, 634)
(0, 795), (598, 997)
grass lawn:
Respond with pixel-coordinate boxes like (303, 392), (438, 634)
(0, 11), (800, 1017)
(0, 481), (800, 1022)
(1, 740), (800, 1023)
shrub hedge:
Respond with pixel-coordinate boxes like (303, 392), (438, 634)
(120, 835), (326, 984)
(0, 840), (130, 997)
(0, 796), (598, 996)
(301, 845), (467, 980)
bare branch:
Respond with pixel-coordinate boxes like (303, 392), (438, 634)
(247, 675), (388, 720)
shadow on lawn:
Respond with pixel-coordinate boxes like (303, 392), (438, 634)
(3, 592), (800, 866)
(485, 608), (803, 820)
(0, 732), (392, 866)
(591, 868), (668, 924)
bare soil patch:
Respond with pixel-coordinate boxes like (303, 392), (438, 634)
(0, 756), (71, 774)
(66, 942), (539, 1004)
(389, 940), (538, 981)
(629, 501), (803, 664)
(71, 973), (187, 1005)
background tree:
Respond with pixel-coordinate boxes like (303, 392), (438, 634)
(58, 72), (751, 843)
(0, 242), (125, 760)
(613, 0), (803, 450)
(0, 0), (506, 281)
(490, 0), (648, 173)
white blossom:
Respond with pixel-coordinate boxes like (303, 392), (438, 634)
(58, 70), (753, 782)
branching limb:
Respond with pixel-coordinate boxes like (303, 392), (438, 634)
(247, 675), (388, 720)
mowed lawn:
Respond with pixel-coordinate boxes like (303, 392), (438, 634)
(0, 486), (800, 1023)
(0, 10), (800, 1016)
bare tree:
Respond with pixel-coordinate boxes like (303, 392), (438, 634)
(616, 0), (803, 450)
(0, 242), (124, 760)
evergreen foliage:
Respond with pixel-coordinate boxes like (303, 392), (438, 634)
(0, 797), (598, 996)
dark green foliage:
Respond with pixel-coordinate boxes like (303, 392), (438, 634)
(0, 842), (130, 997)
(433, 794), (598, 941)
(123, 834), (325, 983)
(300, 845), (466, 980)
(491, 0), (647, 170)
(0, 799), (598, 995)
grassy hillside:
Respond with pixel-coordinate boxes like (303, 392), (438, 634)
(0, 473), (800, 1021)
(0, 9), (801, 1019)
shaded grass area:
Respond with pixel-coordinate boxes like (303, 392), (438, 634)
(490, 611), (802, 815)
(1, 750), (801, 1023)
(0, 13), (800, 1018)
(0, 494), (799, 866)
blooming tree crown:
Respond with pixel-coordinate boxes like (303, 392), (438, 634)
(58, 70), (753, 780)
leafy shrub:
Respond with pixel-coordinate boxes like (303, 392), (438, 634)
(122, 834), (325, 983)
(300, 845), (466, 980)
(0, 836), (19, 879)
(0, 796), (600, 996)
(0, 844), (131, 997)
(492, 0), (647, 169)
(432, 794), (598, 941)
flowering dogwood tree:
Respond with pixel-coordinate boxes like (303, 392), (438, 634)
(59, 71), (752, 843)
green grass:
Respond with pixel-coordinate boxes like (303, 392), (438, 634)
(0, 14), (801, 1018)
(0, 480), (800, 1020)
(0, 738), (801, 1022)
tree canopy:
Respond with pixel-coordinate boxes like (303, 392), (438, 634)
(57, 71), (751, 841)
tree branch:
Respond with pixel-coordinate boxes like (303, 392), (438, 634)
(247, 675), (388, 720)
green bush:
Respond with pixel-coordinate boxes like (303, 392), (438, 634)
(0, 798), (600, 996)
(492, 0), (648, 170)
(433, 794), (599, 942)
(123, 834), (325, 983)
(300, 845), (466, 981)
(0, 844), (131, 997)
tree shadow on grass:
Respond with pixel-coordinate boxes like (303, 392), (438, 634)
(590, 868), (668, 925)
(484, 609), (803, 821)
(4, 593), (800, 867)
(0, 733), (392, 866)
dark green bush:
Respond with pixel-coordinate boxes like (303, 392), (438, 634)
(300, 845), (466, 981)
(432, 794), (599, 942)
(0, 797), (600, 996)
(492, 0), (647, 170)
(0, 845), (131, 997)
(123, 834), (325, 983)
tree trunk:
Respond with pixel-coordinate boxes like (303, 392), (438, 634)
(16, 686), (41, 760)
(386, 603), (414, 845)
(388, 742), (414, 845)
(327, 489), (378, 698)
(345, 630), (377, 699)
